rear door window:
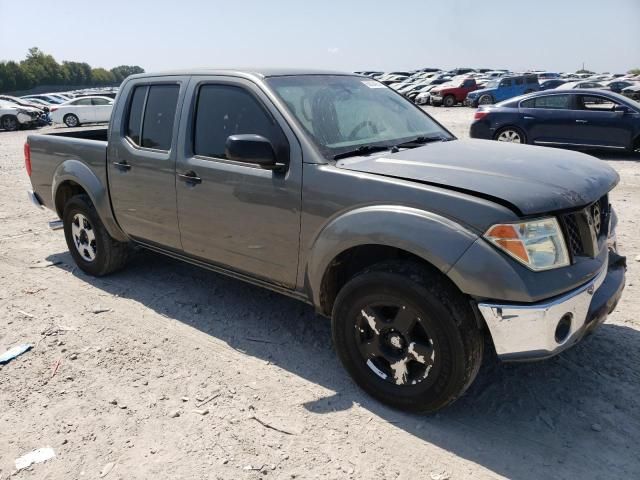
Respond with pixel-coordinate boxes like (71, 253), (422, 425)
(91, 97), (111, 106)
(515, 78), (524, 85)
(125, 84), (180, 151)
(500, 79), (512, 87)
(521, 94), (571, 109)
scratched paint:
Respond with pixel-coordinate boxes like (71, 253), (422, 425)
(361, 309), (380, 334)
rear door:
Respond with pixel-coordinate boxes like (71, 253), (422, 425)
(72, 97), (95, 122)
(174, 76), (302, 287)
(571, 94), (635, 148)
(108, 78), (188, 249)
(519, 94), (576, 144)
(91, 97), (112, 123)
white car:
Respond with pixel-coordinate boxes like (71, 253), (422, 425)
(0, 100), (41, 131)
(50, 96), (114, 127)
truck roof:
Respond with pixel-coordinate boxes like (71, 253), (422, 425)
(127, 68), (354, 80)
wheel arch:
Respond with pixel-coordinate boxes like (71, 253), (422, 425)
(304, 205), (479, 316)
(52, 160), (128, 242)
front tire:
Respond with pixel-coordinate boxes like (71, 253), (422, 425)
(1, 115), (19, 131)
(443, 95), (456, 107)
(331, 261), (483, 413)
(64, 114), (80, 128)
(63, 195), (129, 276)
(478, 94), (493, 105)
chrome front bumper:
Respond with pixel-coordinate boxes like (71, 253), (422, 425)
(478, 252), (626, 361)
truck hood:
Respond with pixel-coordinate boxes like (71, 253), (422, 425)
(335, 139), (619, 216)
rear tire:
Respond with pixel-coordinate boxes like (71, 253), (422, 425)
(495, 126), (526, 144)
(331, 261), (484, 413)
(443, 95), (456, 107)
(63, 194), (129, 276)
(64, 114), (80, 128)
(1, 115), (19, 131)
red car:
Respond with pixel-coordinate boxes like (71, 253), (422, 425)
(430, 78), (479, 107)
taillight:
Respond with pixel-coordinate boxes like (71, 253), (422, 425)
(474, 110), (489, 120)
(24, 142), (32, 177)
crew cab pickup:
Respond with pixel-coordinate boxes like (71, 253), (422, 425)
(25, 70), (626, 412)
(430, 78), (479, 107)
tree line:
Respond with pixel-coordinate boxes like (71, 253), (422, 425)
(0, 48), (144, 93)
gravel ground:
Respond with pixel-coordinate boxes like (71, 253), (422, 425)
(1, 107), (639, 480)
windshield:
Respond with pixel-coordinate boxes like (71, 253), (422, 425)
(484, 80), (499, 88)
(267, 75), (451, 159)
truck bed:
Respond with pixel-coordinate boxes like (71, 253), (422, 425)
(27, 128), (109, 213)
(44, 128), (109, 142)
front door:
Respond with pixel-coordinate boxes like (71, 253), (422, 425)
(175, 77), (302, 287)
(108, 79), (187, 249)
(571, 94), (635, 149)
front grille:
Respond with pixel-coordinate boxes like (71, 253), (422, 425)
(563, 214), (584, 256)
(561, 195), (609, 261)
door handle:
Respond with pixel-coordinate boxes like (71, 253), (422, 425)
(112, 161), (131, 171)
(576, 119), (588, 124)
(178, 171), (202, 185)
(523, 116), (535, 120)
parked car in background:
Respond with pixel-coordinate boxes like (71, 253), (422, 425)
(622, 84), (640, 102)
(603, 80), (636, 94)
(540, 79), (567, 90)
(0, 96), (50, 125)
(414, 83), (448, 105)
(22, 94), (66, 105)
(446, 67), (476, 76)
(0, 100), (42, 131)
(17, 97), (52, 107)
(469, 90), (640, 151)
(538, 72), (561, 79)
(50, 96), (114, 127)
(0, 95), (48, 111)
(465, 75), (539, 106)
(431, 78), (479, 107)
(557, 81), (604, 90)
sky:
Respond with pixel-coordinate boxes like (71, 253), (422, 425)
(1, 0), (638, 74)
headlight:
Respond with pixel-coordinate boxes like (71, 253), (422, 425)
(484, 217), (570, 271)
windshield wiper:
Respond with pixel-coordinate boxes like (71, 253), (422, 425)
(333, 145), (390, 160)
(394, 135), (451, 149)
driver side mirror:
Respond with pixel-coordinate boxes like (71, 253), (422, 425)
(613, 105), (630, 114)
(225, 134), (284, 170)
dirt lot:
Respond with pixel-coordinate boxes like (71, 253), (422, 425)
(1, 106), (639, 480)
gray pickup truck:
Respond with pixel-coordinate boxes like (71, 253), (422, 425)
(25, 69), (626, 412)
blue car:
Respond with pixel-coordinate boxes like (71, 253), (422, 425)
(469, 89), (640, 151)
(464, 75), (540, 107)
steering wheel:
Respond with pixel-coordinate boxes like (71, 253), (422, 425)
(348, 120), (378, 141)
